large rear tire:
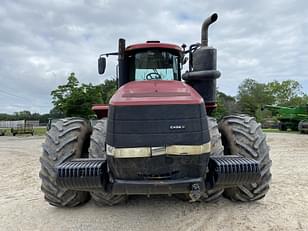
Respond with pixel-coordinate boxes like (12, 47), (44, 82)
(298, 120), (308, 134)
(39, 118), (91, 207)
(219, 115), (272, 202)
(278, 122), (287, 131)
(89, 119), (127, 206)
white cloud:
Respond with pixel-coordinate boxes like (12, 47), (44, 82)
(0, 0), (307, 113)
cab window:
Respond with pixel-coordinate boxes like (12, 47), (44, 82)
(128, 50), (180, 81)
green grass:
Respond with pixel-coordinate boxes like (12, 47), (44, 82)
(0, 128), (11, 135)
(262, 128), (299, 134)
(34, 127), (47, 136)
(0, 127), (47, 136)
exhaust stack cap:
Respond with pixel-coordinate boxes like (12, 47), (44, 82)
(201, 13), (218, 47)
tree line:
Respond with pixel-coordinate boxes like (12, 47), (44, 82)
(214, 78), (308, 122)
(0, 73), (116, 123)
(1, 73), (307, 123)
(0, 111), (50, 124)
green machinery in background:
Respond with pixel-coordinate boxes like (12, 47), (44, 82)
(264, 104), (308, 133)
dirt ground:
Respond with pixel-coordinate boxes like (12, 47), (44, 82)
(0, 133), (307, 231)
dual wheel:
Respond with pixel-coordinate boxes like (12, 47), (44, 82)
(39, 115), (272, 207)
(176, 115), (272, 202)
(39, 118), (125, 207)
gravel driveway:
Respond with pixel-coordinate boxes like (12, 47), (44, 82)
(0, 133), (307, 231)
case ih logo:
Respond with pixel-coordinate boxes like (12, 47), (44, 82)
(169, 125), (186, 130)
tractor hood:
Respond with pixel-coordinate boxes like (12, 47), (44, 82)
(109, 80), (204, 106)
(106, 80), (210, 149)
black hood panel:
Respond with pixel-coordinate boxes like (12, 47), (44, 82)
(106, 104), (210, 148)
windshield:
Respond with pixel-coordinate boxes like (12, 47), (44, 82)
(128, 50), (180, 81)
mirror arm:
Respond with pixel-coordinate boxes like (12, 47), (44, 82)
(99, 52), (119, 58)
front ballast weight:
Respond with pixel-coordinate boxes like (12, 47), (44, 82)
(56, 159), (107, 191)
(56, 155), (261, 196)
(206, 156), (260, 187)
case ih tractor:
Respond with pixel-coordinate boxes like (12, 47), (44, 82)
(39, 13), (272, 207)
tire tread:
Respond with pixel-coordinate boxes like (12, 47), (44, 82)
(39, 117), (91, 207)
(89, 119), (127, 206)
(219, 114), (272, 202)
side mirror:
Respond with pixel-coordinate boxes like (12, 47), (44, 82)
(98, 57), (106, 74)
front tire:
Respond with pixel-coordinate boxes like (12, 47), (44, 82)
(39, 118), (91, 207)
(219, 115), (272, 202)
(89, 119), (127, 206)
(201, 117), (224, 202)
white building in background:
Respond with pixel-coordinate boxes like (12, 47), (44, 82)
(0, 120), (39, 128)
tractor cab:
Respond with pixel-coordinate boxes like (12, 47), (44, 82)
(97, 17), (221, 114)
(98, 41), (183, 86)
(125, 42), (182, 82)
(93, 41), (184, 118)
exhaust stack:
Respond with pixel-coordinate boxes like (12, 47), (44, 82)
(201, 13), (218, 47)
(182, 13), (220, 115)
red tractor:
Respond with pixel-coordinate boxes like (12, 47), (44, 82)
(40, 13), (271, 207)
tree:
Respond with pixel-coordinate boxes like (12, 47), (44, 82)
(100, 79), (117, 103)
(266, 80), (305, 106)
(0, 111), (50, 124)
(14, 111), (32, 120)
(213, 91), (238, 119)
(51, 73), (103, 118)
(236, 78), (307, 122)
(237, 79), (274, 120)
(49, 107), (64, 119)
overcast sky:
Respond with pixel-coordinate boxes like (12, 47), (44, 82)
(0, 0), (307, 114)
